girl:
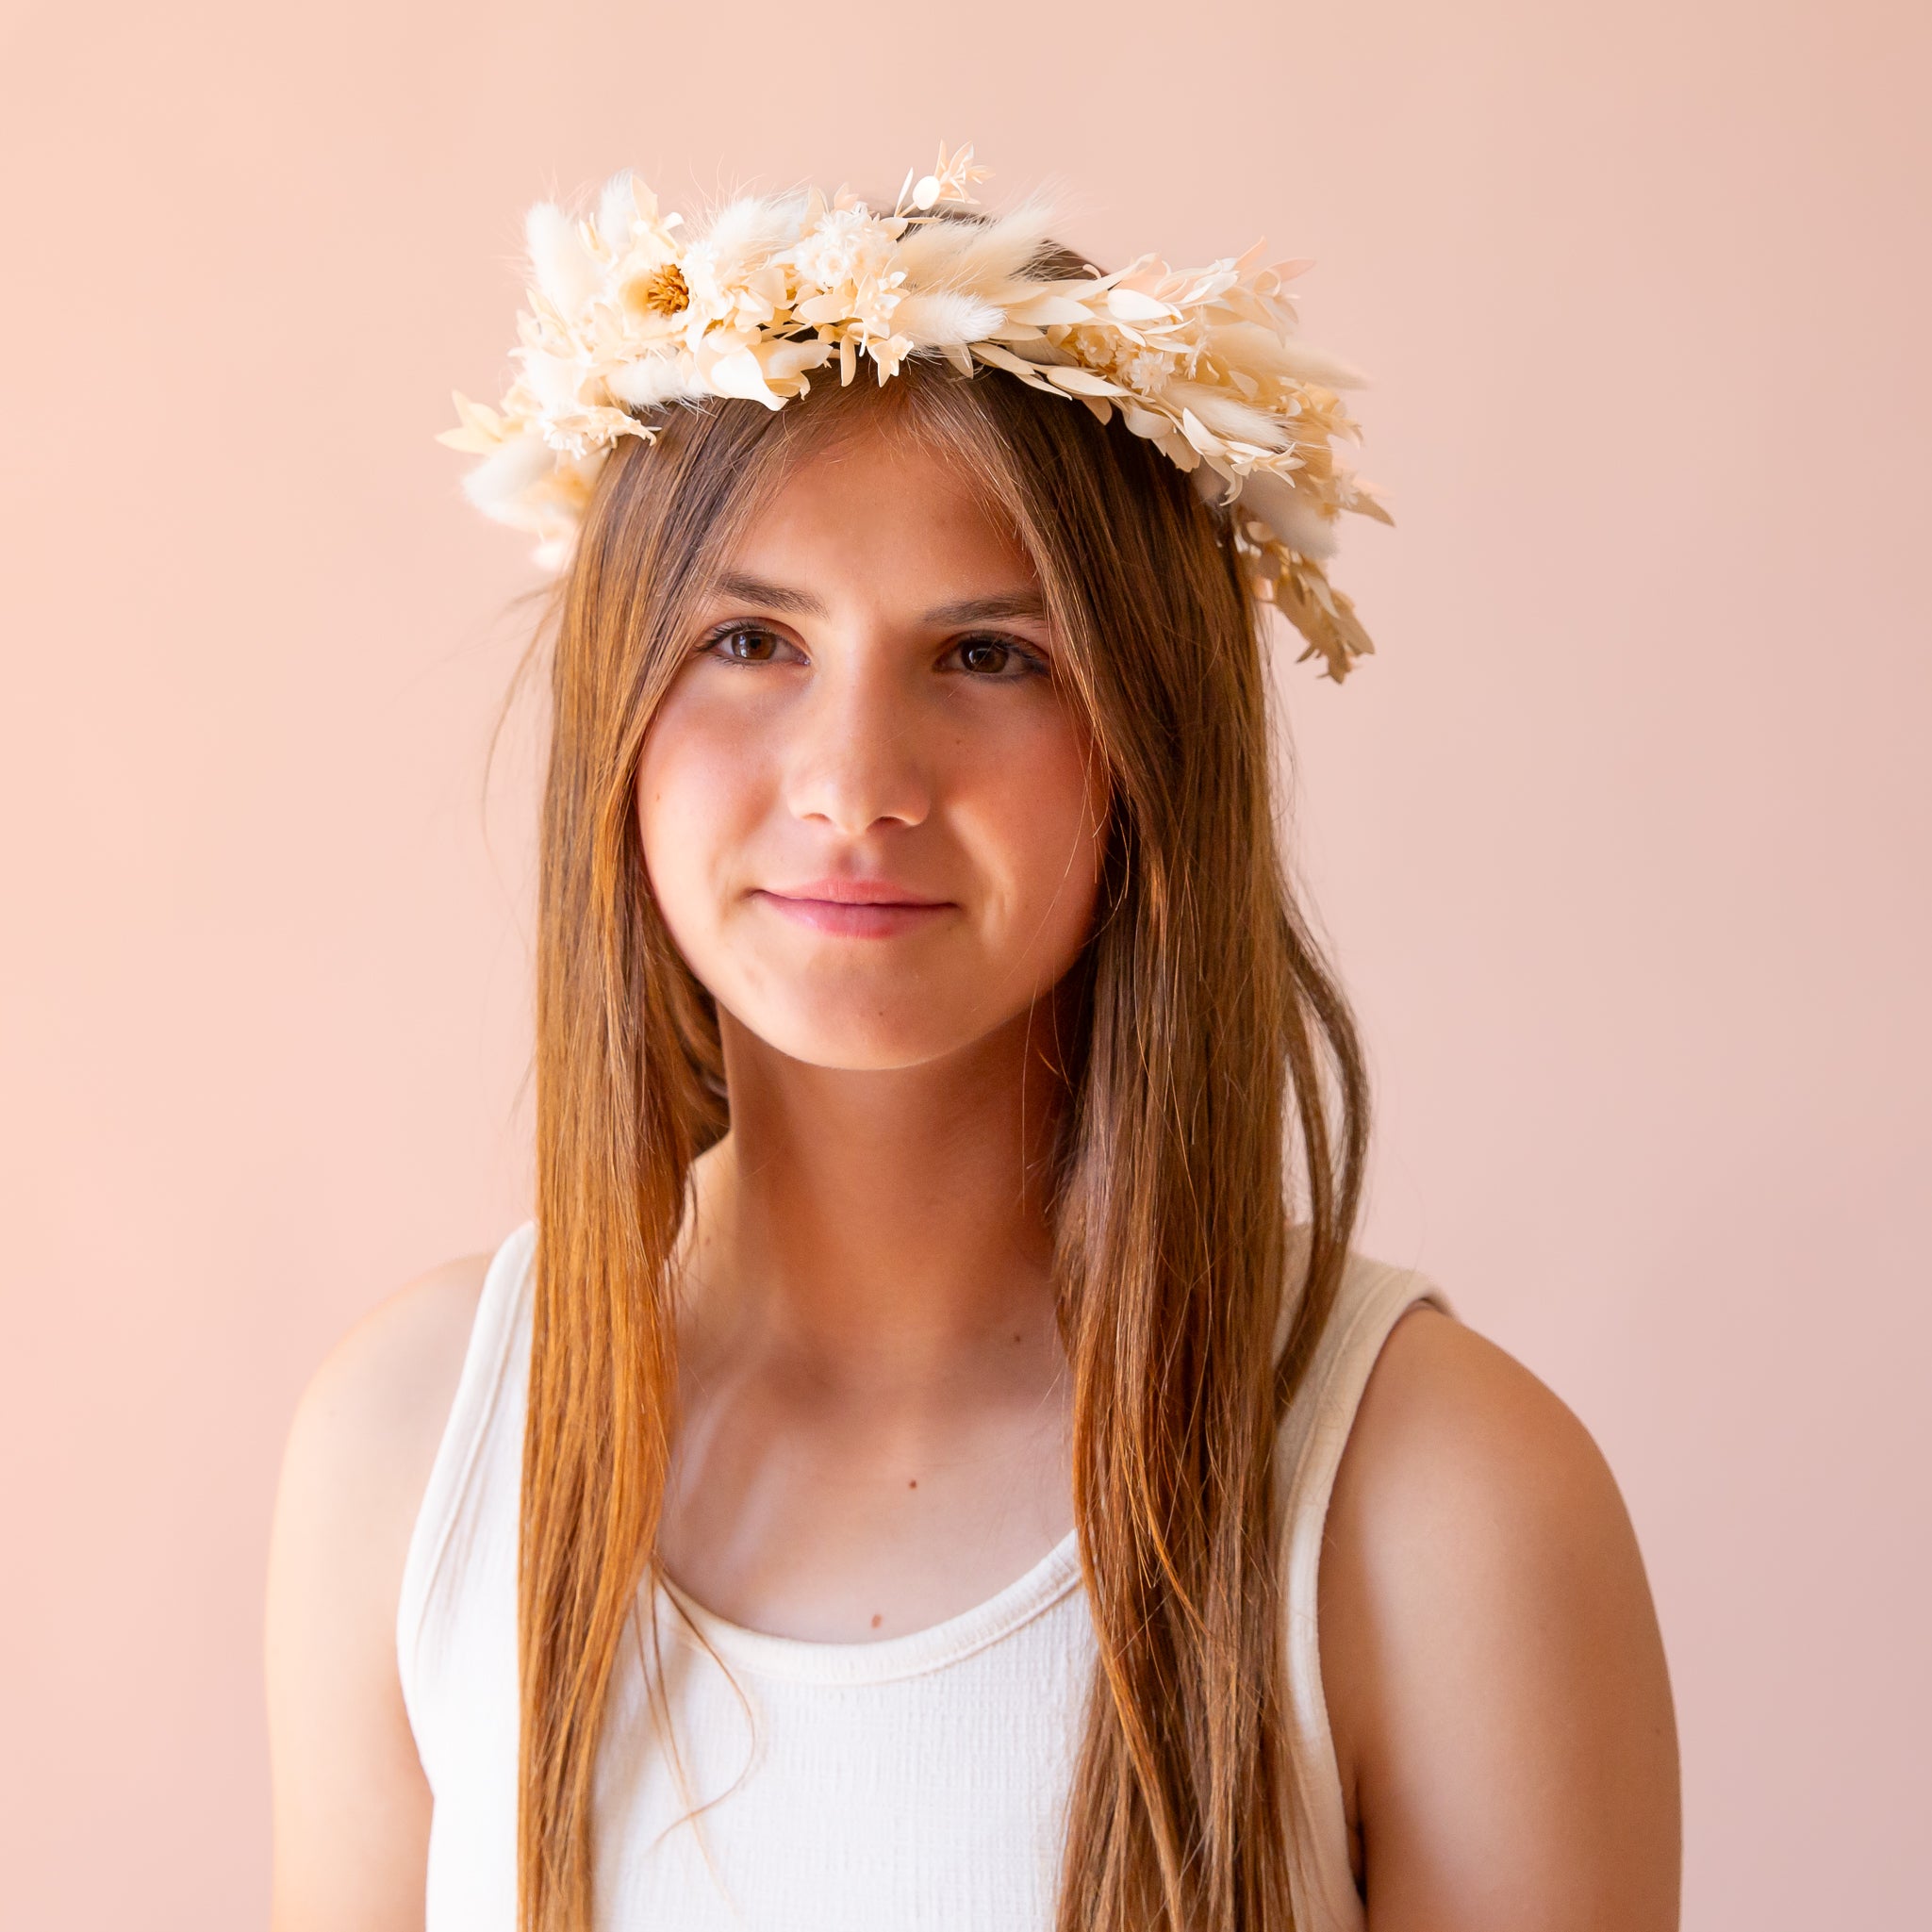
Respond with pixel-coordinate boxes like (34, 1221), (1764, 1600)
(266, 154), (1679, 1932)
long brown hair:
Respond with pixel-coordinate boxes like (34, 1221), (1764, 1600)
(519, 348), (1369, 1931)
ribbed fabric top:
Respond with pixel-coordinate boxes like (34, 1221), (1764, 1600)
(657, 1527), (1085, 1689)
(398, 1223), (1445, 1929)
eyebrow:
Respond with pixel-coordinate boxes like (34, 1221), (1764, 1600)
(924, 591), (1049, 625)
(709, 573), (1049, 627)
(712, 572), (825, 617)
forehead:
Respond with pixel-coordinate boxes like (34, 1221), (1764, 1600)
(712, 421), (1039, 611)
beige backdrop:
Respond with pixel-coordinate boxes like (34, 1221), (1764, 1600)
(3, 0), (1926, 1924)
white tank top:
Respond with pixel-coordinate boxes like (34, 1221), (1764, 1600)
(399, 1223), (1446, 1930)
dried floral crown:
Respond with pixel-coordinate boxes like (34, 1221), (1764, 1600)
(440, 143), (1391, 679)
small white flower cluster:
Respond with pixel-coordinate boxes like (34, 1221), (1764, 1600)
(440, 144), (1389, 677)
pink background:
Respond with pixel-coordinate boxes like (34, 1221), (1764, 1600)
(3, 1), (1926, 1923)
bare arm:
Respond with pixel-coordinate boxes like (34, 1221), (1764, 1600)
(1320, 1309), (1681, 1930)
(264, 1256), (488, 1932)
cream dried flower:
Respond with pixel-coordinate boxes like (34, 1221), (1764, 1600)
(439, 144), (1390, 678)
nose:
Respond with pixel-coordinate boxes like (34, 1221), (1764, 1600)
(782, 652), (933, 836)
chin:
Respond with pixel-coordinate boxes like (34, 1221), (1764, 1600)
(714, 958), (1035, 1071)
(737, 999), (992, 1073)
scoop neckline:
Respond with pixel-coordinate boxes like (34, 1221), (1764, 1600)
(655, 1527), (1085, 1686)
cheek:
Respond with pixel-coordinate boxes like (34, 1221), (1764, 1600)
(635, 694), (767, 958)
(960, 707), (1108, 973)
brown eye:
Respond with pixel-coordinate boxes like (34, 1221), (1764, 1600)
(959, 638), (1011, 675)
(708, 625), (780, 663)
(955, 635), (1041, 678)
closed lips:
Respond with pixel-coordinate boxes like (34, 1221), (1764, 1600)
(752, 883), (956, 935)
(761, 880), (951, 907)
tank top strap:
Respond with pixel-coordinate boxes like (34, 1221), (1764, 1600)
(397, 1221), (537, 1760)
(1274, 1247), (1451, 1932)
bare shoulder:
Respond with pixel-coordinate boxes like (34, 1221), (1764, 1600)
(1318, 1307), (1680, 1930)
(265, 1251), (492, 1932)
(1329, 1306), (1627, 1559)
(284, 1252), (491, 1495)
(269, 1248), (492, 1676)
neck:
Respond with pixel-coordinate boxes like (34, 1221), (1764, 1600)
(683, 1009), (1065, 1390)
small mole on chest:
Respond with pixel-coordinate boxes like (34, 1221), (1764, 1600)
(870, 1613), (883, 1628)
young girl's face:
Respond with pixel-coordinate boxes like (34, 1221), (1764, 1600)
(636, 424), (1108, 1072)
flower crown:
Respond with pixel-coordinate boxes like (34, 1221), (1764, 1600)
(439, 144), (1390, 679)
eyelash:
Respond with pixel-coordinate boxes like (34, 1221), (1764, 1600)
(698, 622), (1048, 681)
